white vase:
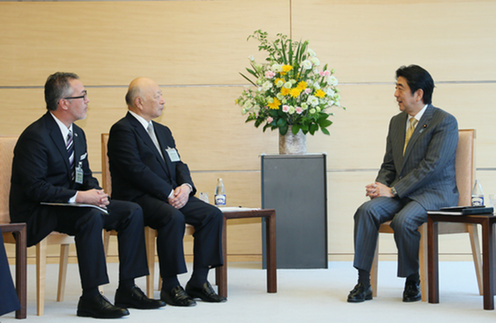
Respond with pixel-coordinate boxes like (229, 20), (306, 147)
(278, 126), (307, 154)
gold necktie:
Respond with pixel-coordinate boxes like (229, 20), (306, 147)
(403, 118), (418, 154)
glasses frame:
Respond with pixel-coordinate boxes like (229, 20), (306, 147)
(63, 90), (88, 100)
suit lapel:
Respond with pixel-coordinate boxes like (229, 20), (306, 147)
(45, 114), (72, 179)
(403, 105), (434, 160)
(126, 113), (170, 175)
(152, 121), (174, 176)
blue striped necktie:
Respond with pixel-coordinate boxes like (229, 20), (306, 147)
(67, 130), (75, 178)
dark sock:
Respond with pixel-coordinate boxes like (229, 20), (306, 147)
(118, 278), (135, 291)
(406, 272), (420, 284)
(82, 287), (100, 299)
(358, 269), (370, 287)
(162, 276), (180, 292)
(189, 267), (209, 287)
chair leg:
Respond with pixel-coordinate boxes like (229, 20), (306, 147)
(418, 223), (428, 302)
(467, 224), (483, 295)
(103, 230), (111, 256)
(145, 227), (156, 298)
(57, 244), (70, 302)
(370, 238), (379, 297)
(36, 239), (48, 316)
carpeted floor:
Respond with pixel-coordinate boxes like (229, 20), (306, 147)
(1, 261), (495, 322)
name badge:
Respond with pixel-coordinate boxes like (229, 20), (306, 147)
(75, 162), (84, 184)
(166, 147), (180, 162)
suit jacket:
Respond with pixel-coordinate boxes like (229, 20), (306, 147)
(10, 112), (100, 240)
(107, 112), (195, 202)
(376, 104), (459, 210)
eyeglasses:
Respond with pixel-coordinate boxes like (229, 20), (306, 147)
(63, 90), (88, 100)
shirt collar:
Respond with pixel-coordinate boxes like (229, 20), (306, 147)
(409, 104), (428, 123)
(129, 110), (152, 130)
(50, 112), (73, 145)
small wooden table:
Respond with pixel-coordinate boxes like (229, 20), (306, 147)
(216, 208), (277, 298)
(428, 213), (496, 310)
(1, 223), (27, 319)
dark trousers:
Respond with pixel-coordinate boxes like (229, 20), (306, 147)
(136, 195), (223, 278)
(353, 197), (427, 277)
(24, 200), (148, 290)
(0, 238), (20, 316)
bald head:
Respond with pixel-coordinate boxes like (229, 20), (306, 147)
(125, 77), (165, 121)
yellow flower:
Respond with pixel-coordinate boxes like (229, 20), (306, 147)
(280, 87), (290, 96)
(296, 81), (307, 91)
(281, 64), (293, 76)
(290, 88), (301, 98)
(282, 65), (293, 72)
(315, 89), (326, 98)
(267, 98), (281, 110)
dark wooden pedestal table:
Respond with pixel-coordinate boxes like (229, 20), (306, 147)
(216, 208), (277, 298)
(428, 213), (496, 310)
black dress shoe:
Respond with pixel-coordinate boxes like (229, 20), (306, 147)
(115, 286), (166, 309)
(185, 281), (227, 303)
(403, 280), (421, 302)
(160, 285), (197, 307)
(347, 283), (373, 303)
(77, 294), (130, 318)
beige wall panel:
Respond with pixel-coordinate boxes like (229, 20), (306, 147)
(292, 0), (496, 83)
(0, 0), (290, 86)
(3, 82), (494, 177)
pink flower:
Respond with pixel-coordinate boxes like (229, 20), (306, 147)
(267, 117), (273, 123)
(296, 107), (303, 114)
(319, 70), (331, 77)
(282, 105), (290, 113)
(305, 88), (312, 94)
(265, 71), (276, 79)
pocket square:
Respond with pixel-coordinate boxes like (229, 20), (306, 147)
(80, 153), (87, 160)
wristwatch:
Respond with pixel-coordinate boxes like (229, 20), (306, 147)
(390, 187), (398, 197)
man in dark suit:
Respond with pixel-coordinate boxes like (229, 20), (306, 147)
(10, 72), (165, 318)
(107, 77), (225, 307)
(347, 65), (459, 303)
(0, 238), (20, 317)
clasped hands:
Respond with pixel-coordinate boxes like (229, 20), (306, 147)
(168, 184), (191, 209)
(76, 189), (110, 208)
(365, 182), (394, 199)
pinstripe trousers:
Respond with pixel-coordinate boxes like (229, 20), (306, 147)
(353, 196), (427, 277)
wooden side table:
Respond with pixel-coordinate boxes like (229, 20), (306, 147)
(215, 208), (277, 298)
(428, 213), (496, 310)
(1, 223), (27, 319)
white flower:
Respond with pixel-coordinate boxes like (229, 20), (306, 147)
(307, 95), (319, 107)
(302, 60), (312, 70)
(272, 64), (282, 72)
(325, 88), (335, 97)
(249, 55), (255, 62)
(328, 75), (338, 86)
(309, 108), (316, 114)
(283, 82), (292, 89)
(307, 48), (317, 57)
(310, 57), (320, 66)
(275, 79), (284, 87)
(288, 106), (296, 114)
(261, 81), (272, 91)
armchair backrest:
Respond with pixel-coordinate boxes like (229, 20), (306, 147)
(455, 129), (475, 206)
(0, 136), (17, 224)
(101, 133), (112, 195)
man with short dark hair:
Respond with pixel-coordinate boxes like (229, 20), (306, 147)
(347, 65), (459, 303)
(10, 72), (164, 318)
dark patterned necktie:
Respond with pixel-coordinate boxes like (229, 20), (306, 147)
(67, 130), (75, 178)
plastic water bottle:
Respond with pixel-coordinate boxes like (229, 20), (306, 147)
(471, 179), (484, 206)
(215, 178), (226, 206)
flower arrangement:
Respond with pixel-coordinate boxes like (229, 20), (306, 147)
(235, 30), (344, 136)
